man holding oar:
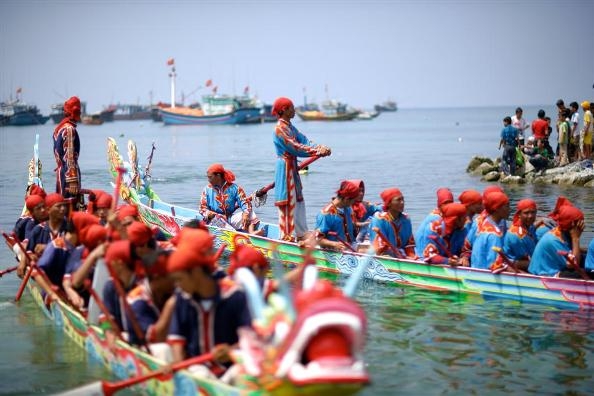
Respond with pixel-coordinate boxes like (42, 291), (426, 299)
(271, 97), (331, 242)
(314, 180), (359, 251)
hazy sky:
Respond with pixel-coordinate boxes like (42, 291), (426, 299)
(1, 0), (593, 113)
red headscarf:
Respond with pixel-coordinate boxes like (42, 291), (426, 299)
(483, 191), (509, 214)
(336, 180), (360, 199)
(556, 205), (584, 231)
(271, 97), (294, 117)
(117, 204), (139, 221)
(25, 194), (45, 211)
(64, 96), (81, 121)
(436, 188), (454, 208)
(207, 163), (235, 184)
(512, 199), (537, 226)
(95, 192), (113, 209)
(105, 240), (131, 266)
(79, 224), (107, 250)
(482, 185), (504, 202)
(228, 244), (268, 275)
(44, 193), (65, 209)
(71, 212), (100, 234)
(28, 184), (46, 199)
(166, 246), (214, 273)
(458, 189), (482, 207)
(442, 203), (467, 234)
(548, 196), (572, 221)
(175, 228), (214, 256)
(145, 254), (170, 277)
(126, 221), (153, 246)
(380, 188), (403, 211)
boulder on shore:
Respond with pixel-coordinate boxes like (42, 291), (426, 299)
(467, 156), (594, 187)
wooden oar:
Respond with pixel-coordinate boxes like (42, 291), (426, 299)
(491, 247), (520, 274)
(371, 227), (405, 258)
(327, 231), (356, 252)
(15, 264), (34, 302)
(57, 352), (214, 396)
(83, 279), (125, 342)
(254, 156), (320, 198)
(557, 250), (590, 281)
(0, 265), (18, 278)
(428, 234), (452, 257)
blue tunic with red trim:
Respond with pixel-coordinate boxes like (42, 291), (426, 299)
(199, 182), (251, 221)
(470, 216), (504, 269)
(585, 239), (594, 271)
(502, 223), (537, 262)
(37, 236), (75, 287)
(369, 211), (415, 257)
(314, 201), (357, 243)
(167, 279), (251, 363)
(101, 277), (137, 330)
(125, 280), (160, 346)
(13, 216), (36, 242)
(26, 220), (67, 252)
(528, 228), (572, 276)
(273, 119), (319, 206)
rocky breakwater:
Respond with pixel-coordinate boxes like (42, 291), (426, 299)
(467, 156), (594, 187)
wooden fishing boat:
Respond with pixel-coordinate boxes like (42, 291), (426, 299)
(296, 101), (359, 121)
(5, 138), (370, 395)
(160, 95), (262, 125)
(107, 137), (594, 311)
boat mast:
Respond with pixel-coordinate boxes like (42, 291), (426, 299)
(168, 59), (177, 108)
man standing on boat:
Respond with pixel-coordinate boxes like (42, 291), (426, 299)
(271, 97), (331, 242)
(53, 96), (82, 199)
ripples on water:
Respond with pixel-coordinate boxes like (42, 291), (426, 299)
(0, 106), (593, 394)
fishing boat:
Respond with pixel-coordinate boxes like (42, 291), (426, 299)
(0, 100), (50, 126)
(112, 104), (152, 121)
(4, 138), (370, 396)
(160, 95), (262, 125)
(81, 113), (104, 125)
(355, 110), (380, 120)
(296, 101), (359, 121)
(373, 100), (397, 112)
(107, 137), (594, 311)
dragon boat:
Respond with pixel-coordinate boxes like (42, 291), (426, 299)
(107, 137), (594, 311)
(5, 137), (370, 396)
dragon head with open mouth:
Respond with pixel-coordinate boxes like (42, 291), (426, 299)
(232, 264), (369, 395)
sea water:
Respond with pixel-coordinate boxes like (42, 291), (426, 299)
(0, 106), (593, 395)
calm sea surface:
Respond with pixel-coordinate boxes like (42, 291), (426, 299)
(1, 106), (593, 395)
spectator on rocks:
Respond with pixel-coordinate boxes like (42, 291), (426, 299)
(569, 102), (581, 161)
(498, 116), (518, 176)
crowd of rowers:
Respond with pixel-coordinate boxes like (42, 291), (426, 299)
(9, 175), (594, 371)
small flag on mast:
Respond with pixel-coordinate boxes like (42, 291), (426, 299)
(205, 79), (213, 87)
(166, 58), (175, 66)
(16, 87), (22, 94)
(212, 86), (218, 94)
(243, 86), (249, 95)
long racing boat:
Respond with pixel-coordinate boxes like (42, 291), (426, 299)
(107, 137), (594, 311)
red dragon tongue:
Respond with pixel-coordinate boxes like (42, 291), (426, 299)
(304, 328), (350, 362)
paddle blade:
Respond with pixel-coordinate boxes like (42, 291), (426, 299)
(54, 381), (104, 396)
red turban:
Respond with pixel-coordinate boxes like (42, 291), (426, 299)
(126, 221), (153, 246)
(380, 188), (403, 210)
(436, 188), (454, 207)
(207, 163), (235, 184)
(25, 194), (45, 211)
(71, 212), (100, 234)
(176, 228), (214, 256)
(347, 179), (365, 194)
(483, 192), (509, 214)
(271, 97), (294, 117)
(95, 192), (113, 209)
(117, 204), (139, 221)
(80, 224), (107, 250)
(45, 193), (66, 209)
(105, 240), (131, 266)
(442, 203), (467, 234)
(458, 189), (482, 207)
(548, 196), (572, 221)
(166, 247), (214, 273)
(512, 199), (537, 226)
(556, 205), (584, 231)
(64, 96), (81, 121)
(29, 184), (46, 199)
(482, 185), (504, 203)
(336, 180), (360, 200)
(228, 244), (268, 275)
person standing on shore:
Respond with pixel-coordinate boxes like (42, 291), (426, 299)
(271, 97), (331, 241)
(511, 107), (529, 147)
(53, 96), (82, 199)
(498, 116), (518, 176)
